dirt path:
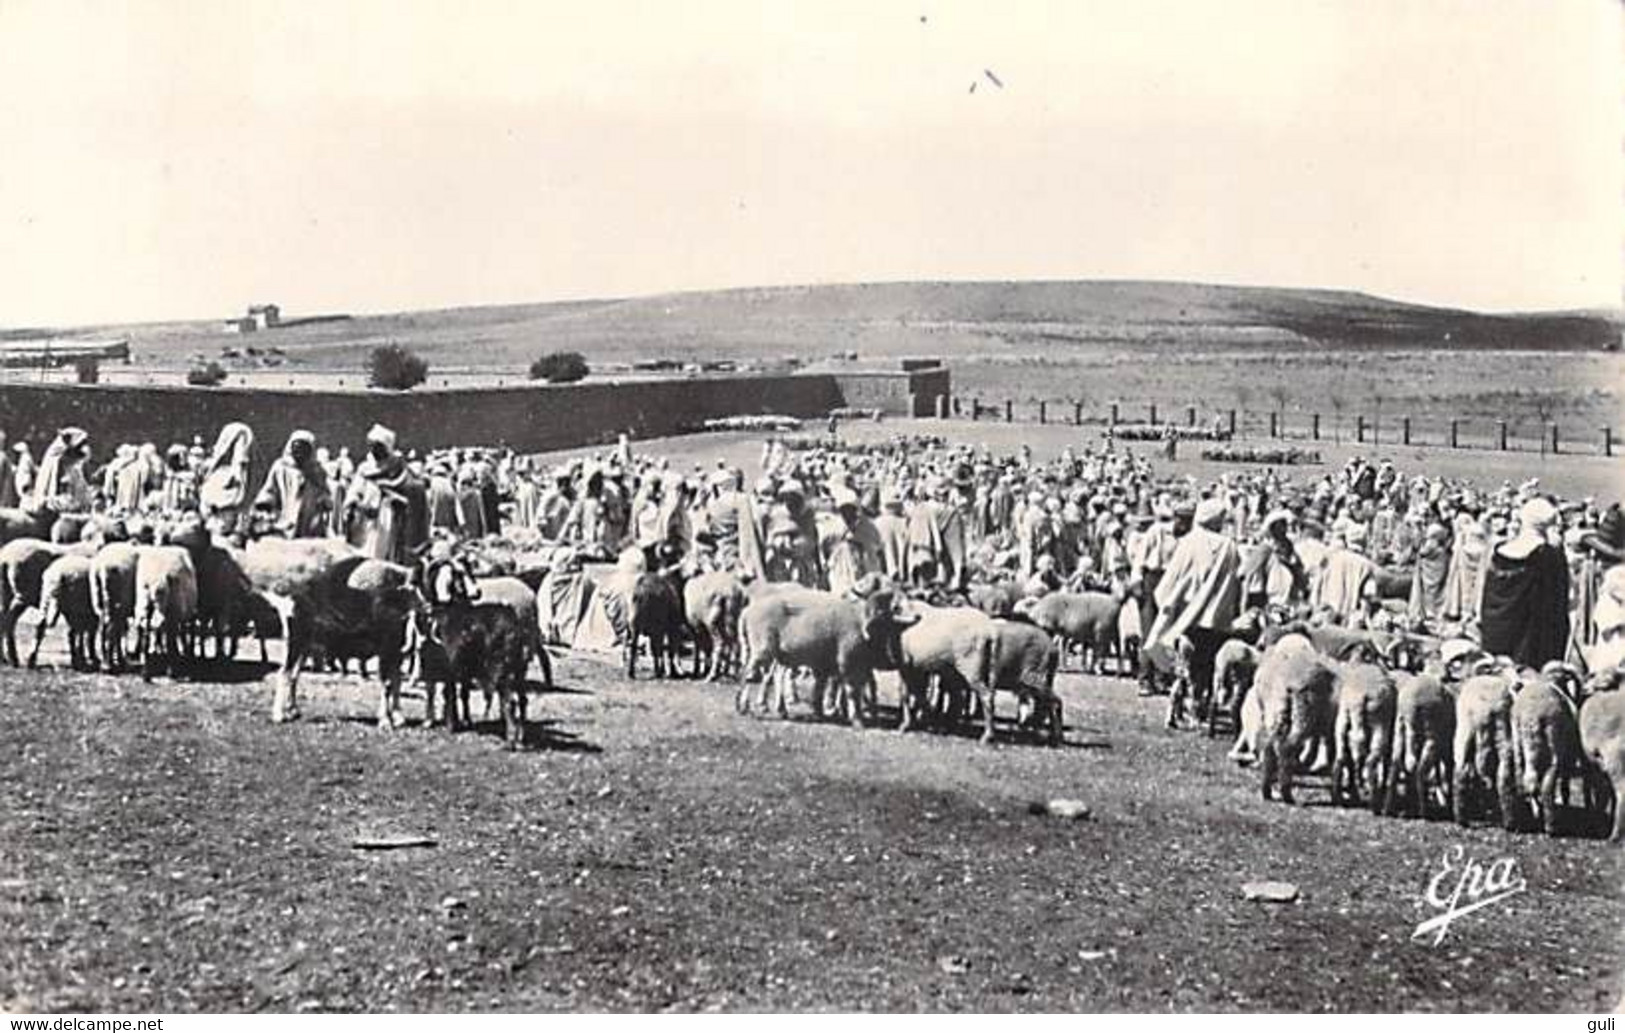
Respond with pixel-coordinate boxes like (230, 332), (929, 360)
(1, 645), (1619, 1012)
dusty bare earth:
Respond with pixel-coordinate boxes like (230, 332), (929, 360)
(1, 637), (1620, 1013)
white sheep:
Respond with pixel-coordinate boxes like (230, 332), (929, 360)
(134, 545), (199, 681)
(1383, 672), (1455, 819)
(1255, 633), (1338, 805)
(27, 553), (99, 670)
(1330, 660), (1396, 812)
(1577, 668), (1625, 842)
(1452, 673), (1523, 831)
(1509, 667), (1586, 836)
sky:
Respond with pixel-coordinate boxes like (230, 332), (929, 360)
(0, 0), (1619, 326)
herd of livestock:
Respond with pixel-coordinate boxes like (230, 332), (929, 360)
(0, 437), (1622, 846)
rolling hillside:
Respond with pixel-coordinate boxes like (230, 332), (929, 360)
(19, 280), (1622, 372)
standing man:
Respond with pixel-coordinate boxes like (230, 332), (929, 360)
(254, 430), (333, 538)
(345, 424), (428, 563)
(1145, 497), (1242, 729)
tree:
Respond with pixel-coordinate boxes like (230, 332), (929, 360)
(186, 361), (228, 387)
(368, 343), (429, 391)
(529, 351), (590, 384)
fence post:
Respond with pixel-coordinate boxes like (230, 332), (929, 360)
(1402, 416), (1411, 446)
(1038, 400), (1047, 425)
(971, 398), (979, 421)
(1606, 427), (1614, 458)
(1186, 405), (1196, 426)
(1149, 402), (1158, 425)
(1110, 402), (1120, 426)
(1549, 423), (1559, 455)
(1004, 399), (1013, 423)
(1073, 400), (1082, 426)
(1497, 421), (1508, 450)
(1449, 419), (1458, 448)
(1311, 413), (1320, 440)
(1356, 414), (1366, 444)
(1227, 409), (1237, 437)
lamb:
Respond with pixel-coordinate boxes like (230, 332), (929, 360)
(473, 576), (553, 689)
(0, 506), (59, 548)
(967, 580), (1022, 620)
(627, 570), (684, 679)
(985, 618), (1064, 745)
(1382, 672), (1455, 819)
(738, 585), (910, 725)
(1509, 666), (1586, 836)
(1255, 634), (1339, 804)
(894, 604), (1062, 745)
(683, 570), (746, 681)
(1016, 584), (1128, 675)
(90, 542), (142, 672)
(1210, 639), (1260, 738)
(1452, 673), (1523, 831)
(417, 559), (532, 747)
(1578, 668), (1625, 841)
(1329, 660), (1396, 812)
(0, 538), (97, 666)
(133, 545), (200, 680)
(27, 554), (99, 670)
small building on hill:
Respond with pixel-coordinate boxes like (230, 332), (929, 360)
(224, 304), (282, 333)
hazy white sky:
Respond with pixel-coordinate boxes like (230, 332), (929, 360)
(1, 0), (1619, 325)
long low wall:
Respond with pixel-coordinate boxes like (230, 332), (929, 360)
(0, 366), (949, 465)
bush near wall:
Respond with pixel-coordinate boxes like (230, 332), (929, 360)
(186, 361), (228, 387)
(368, 344), (429, 390)
(529, 351), (590, 383)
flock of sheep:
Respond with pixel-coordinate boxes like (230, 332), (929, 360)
(1215, 625), (1625, 841)
(2, 501), (1621, 844)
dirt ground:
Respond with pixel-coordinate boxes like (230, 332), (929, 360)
(1, 632), (1620, 1013)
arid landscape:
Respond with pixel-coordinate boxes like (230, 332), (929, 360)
(10, 281), (1622, 437)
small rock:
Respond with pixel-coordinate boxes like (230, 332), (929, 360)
(1030, 799), (1091, 820)
(595, 786), (614, 798)
(937, 954), (971, 975)
(1078, 949), (1109, 961)
(439, 896), (466, 912)
(1241, 880), (1300, 903)
(610, 905), (631, 917)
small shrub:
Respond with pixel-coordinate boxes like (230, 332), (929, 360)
(369, 343), (429, 390)
(186, 361), (227, 387)
(529, 351), (590, 384)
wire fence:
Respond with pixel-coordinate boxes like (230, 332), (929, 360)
(933, 395), (1622, 459)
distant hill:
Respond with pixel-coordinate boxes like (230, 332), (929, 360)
(12, 280), (1621, 370)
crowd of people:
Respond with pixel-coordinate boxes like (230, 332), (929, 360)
(1, 421), (1621, 706)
